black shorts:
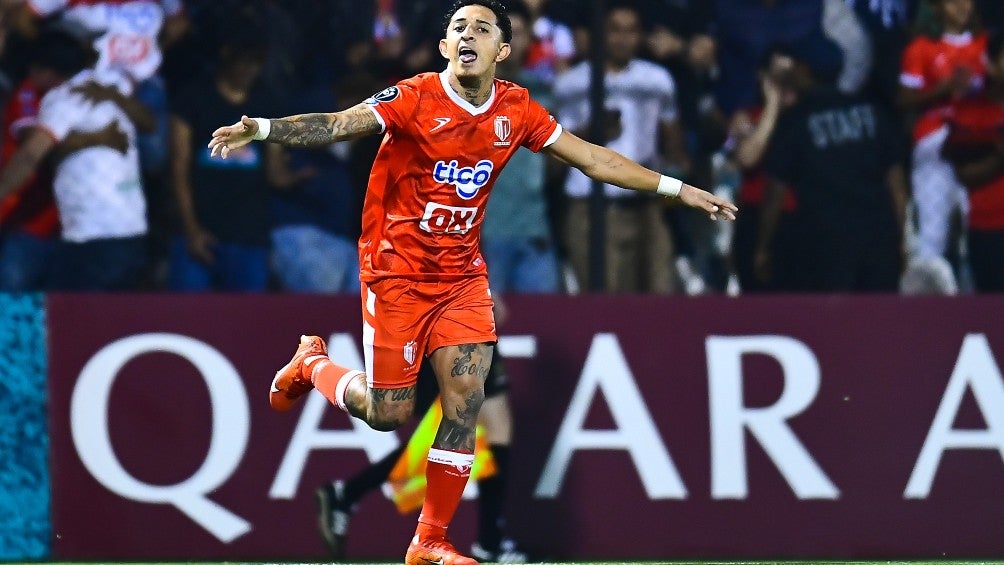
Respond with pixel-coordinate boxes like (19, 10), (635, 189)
(414, 348), (509, 414)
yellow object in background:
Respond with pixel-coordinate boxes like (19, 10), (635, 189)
(386, 396), (497, 514)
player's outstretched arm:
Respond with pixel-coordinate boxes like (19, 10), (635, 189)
(208, 103), (382, 158)
(543, 130), (738, 221)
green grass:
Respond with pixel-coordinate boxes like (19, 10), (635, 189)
(22, 561), (1004, 565)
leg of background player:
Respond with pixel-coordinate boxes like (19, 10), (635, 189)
(470, 355), (529, 564)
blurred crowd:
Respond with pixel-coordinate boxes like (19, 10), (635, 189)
(0, 0), (1001, 294)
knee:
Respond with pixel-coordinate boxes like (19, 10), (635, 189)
(368, 416), (406, 432)
(367, 400), (415, 431)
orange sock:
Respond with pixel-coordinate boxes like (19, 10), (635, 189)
(307, 357), (363, 412)
(417, 448), (474, 537)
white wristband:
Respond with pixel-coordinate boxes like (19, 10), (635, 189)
(251, 117), (271, 141)
(657, 175), (683, 197)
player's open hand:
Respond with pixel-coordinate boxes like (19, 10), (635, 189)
(208, 115), (258, 159)
(679, 184), (738, 221)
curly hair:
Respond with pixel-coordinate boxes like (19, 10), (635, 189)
(443, 0), (512, 43)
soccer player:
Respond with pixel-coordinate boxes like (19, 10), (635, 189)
(208, 2), (736, 563)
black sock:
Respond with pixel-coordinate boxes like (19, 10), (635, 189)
(342, 445), (405, 506)
(477, 443), (509, 550)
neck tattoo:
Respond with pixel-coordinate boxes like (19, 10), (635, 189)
(455, 75), (487, 105)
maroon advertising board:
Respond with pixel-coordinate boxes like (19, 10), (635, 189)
(47, 294), (1004, 560)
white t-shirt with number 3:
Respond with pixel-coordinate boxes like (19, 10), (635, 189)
(27, 0), (183, 83)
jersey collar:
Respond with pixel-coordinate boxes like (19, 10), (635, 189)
(942, 31), (973, 46)
(439, 70), (496, 116)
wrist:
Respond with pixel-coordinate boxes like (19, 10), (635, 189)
(657, 174), (683, 197)
(251, 117), (271, 141)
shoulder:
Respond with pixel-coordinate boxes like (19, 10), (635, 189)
(367, 73), (432, 104)
(40, 74), (83, 107)
(556, 61), (589, 84)
(631, 59), (670, 76)
(405, 72), (440, 93)
(495, 78), (531, 102)
(553, 62), (589, 93)
(616, 60), (674, 98)
(634, 60), (674, 89)
(904, 36), (936, 55)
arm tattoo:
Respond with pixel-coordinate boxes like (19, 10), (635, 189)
(267, 104), (380, 147)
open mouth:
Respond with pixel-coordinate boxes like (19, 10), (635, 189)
(459, 46), (478, 64)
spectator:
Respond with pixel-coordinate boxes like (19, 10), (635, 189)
(0, 55), (59, 290)
(640, 0), (719, 172)
(724, 47), (801, 292)
(481, 1), (561, 294)
(9, 0), (190, 284)
(9, 0), (186, 169)
(822, 0), (873, 96)
(168, 12), (286, 291)
(639, 0), (728, 293)
(0, 30), (149, 291)
(756, 33), (909, 292)
(554, 2), (689, 293)
(521, 0), (577, 84)
(943, 34), (1004, 291)
(714, 0), (872, 116)
(899, 0), (987, 286)
(270, 86), (362, 294)
(327, 0), (452, 84)
(845, 0), (917, 108)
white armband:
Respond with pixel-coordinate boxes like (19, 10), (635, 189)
(251, 117), (271, 141)
(657, 175), (683, 197)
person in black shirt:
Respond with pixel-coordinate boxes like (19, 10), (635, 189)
(755, 33), (909, 292)
(168, 12), (301, 291)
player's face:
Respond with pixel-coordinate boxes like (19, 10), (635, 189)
(440, 4), (511, 79)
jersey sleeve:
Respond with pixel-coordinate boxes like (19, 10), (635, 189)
(900, 39), (927, 90)
(522, 96), (562, 153)
(364, 82), (420, 134)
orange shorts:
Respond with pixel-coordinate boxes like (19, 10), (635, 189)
(360, 276), (496, 389)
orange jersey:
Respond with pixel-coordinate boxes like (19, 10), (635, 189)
(900, 32), (987, 141)
(360, 71), (562, 282)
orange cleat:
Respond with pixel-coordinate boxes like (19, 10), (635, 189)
(270, 335), (328, 412)
(405, 534), (479, 565)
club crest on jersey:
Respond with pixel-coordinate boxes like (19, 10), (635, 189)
(493, 115), (511, 147)
(403, 340), (417, 365)
(433, 159), (494, 199)
(364, 86), (400, 105)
